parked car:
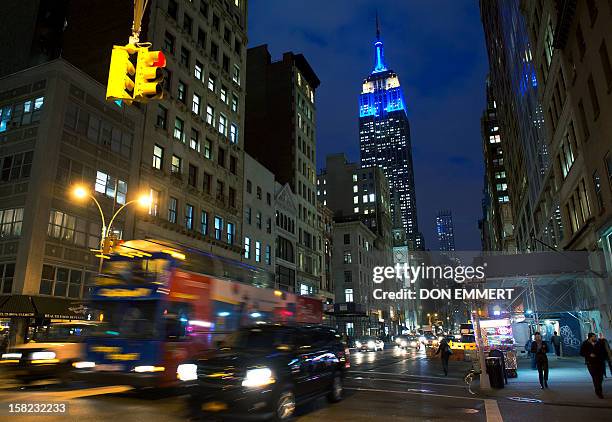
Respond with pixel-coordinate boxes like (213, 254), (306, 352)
(0, 321), (96, 384)
(355, 336), (384, 352)
(179, 324), (349, 421)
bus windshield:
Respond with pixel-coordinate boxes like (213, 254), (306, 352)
(90, 301), (159, 339)
(101, 258), (170, 285)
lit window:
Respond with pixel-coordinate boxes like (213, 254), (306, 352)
(214, 216), (223, 240)
(218, 114), (227, 136)
(353, 185), (358, 193)
(192, 93), (201, 114)
(152, 145), (163, 169)
(229, 123), (239, 144)
(352, 174), (357, 182)
(255, 241), (261, 262)
(171, 155), (182, 174)
(232, 64), (240, 85)
(369, 193), (375, 202)
(354, 207), (359, 213)
(206, 105), (214, 125)
(244, 237), (250, 258)
(353, 196), (358, 204)
(345, 288), (354, 302)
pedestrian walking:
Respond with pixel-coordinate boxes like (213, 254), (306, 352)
(525, 338), (536, 369)
(435, 337), (452, 376)
(597, 333), (612, 377)
(550, 331), (561, 357)
(580, 332), (606, 399)
(530, 332), (549, 388)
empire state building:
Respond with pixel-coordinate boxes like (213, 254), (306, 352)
(359, 21), (423, 250)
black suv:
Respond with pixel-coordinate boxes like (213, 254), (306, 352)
(181, 324), (349, 421)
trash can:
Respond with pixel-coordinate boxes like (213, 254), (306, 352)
(485, 357), (505, 389)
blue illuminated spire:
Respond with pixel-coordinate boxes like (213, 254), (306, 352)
(373, 12), (387, 73)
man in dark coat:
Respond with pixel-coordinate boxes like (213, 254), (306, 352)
(530, 332), (549, 388)
(435, 338), (452, 376)
(580, 332), (607, 398)
(550, 331), (561, 357)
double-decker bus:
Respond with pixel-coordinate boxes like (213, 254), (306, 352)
(74, 239), (322, 387)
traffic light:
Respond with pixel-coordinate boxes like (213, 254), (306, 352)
(106, 45), (136, 102)
(134, 47), (166, 101)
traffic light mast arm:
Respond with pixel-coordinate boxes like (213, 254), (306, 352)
(130, 0), (149, 44)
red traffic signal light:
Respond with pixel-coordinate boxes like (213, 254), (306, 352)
(134, 48), (166, 101)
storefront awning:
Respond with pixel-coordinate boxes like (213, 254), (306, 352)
(31, 296), (89, 320)
(0, 295), (36, 317)
(0, 295), (89, 320)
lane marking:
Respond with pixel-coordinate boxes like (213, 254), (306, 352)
(345, 386), (483, 402)
(351, 369), (462, 381)
(4, 385), (134, 400)
(347, 376), (465, 389)
(485, 399), (504, 422)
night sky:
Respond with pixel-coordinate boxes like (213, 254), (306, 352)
(248, 1), (489, 250)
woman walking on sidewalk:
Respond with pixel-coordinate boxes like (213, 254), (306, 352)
(531, 332), (549, 388)
(435, 337), (452, 376)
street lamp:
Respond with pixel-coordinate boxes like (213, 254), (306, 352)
(72, 185), (151, 273)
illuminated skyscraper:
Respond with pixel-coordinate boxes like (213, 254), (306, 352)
(436, 210), (456, 252)
(359, 19), (423, 250)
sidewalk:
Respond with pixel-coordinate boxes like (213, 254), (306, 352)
(477, 356), (612, 408)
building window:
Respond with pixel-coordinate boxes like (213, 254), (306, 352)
(167, 0), (178, 19)
(206, 104), (215, 125)
(188, 164), (197, 187)
(163, 31), (175, 54)
(194, 61), (203, 80)
(344, 271), (352, 284)
(222, 54), (230, 73)
(149, 189), (160, 216)
(197, 28), (206, 49)
(266, 193), (271, 205)
(192, 92), (201, 114)
(203, 172), (211, 194)
(593, 171), (604, 211)
(229, 187), (236, 208)
(256, 186), (262, 200)
(256, 211), (262, 229)
(578, 100), (589, 139)
(208, 73), (216, 91)
(255, 241), (261, 262)
(190, 128), (200, 151)
(174, 117), (184, 141)
(183, 13), (193, 35)
(600, 41), (612, 91)
(0, 263), (15, 294)
(185, 204), (194, 230)
(344, 233), (350, 244)
(156, 105), (167, 129)
(216, 180), (224, 199)
(177, 80), (186, 103)
(153, 144), (163, 169)
(244, 237), (250, 259)
(210, 41), (219, 62)
(232, 64), (240, 85)
(220, 85), (228, 103)
(95, 171), (128, 204)
(231, 94), (238, 112)
(587, 74), (600, 119)
(217, 147), (225, 167)
(180, 47), (190, 67)
(168, 197), (178, 223)
(203, 138), (212, 159)
(214, 216), (223, 240)
(265, 245), (271, 265)
(0, 208), (23, 238)
(200, 210), (208, 235)
(227, 222), (234, 244)
(246, 207), (251, 224)
(171, 155), (182, 174)
(218, 114), (227, 136)
(246, 180), (252, 193)
(343, 251), (352, 264)
(229, 123), (238, 144)
(1, 151), (33, 181)
(229, 155), (237, 174)
(345, 288), (354, 302)
(212, 13), (219, 30)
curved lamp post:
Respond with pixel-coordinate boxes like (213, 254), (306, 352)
(72, 185), (151, 273)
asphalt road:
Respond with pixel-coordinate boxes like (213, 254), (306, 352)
(1, 346), (611, 421)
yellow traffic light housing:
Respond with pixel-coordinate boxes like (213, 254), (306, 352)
(106, 45), (137, 103)
(134, 48), (166, 101)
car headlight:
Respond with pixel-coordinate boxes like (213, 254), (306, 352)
(177, 363), (198, 381)
(2, 353), (22, 359)
(355, 341), (362, 347)
(73, 361), (95, 369)
(242, 367), (275, 387)
(30, 351), (56, 360)
(367, 341), (375, 348)
(134, 366), (165, 373)
(400, 341), (407, 347)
